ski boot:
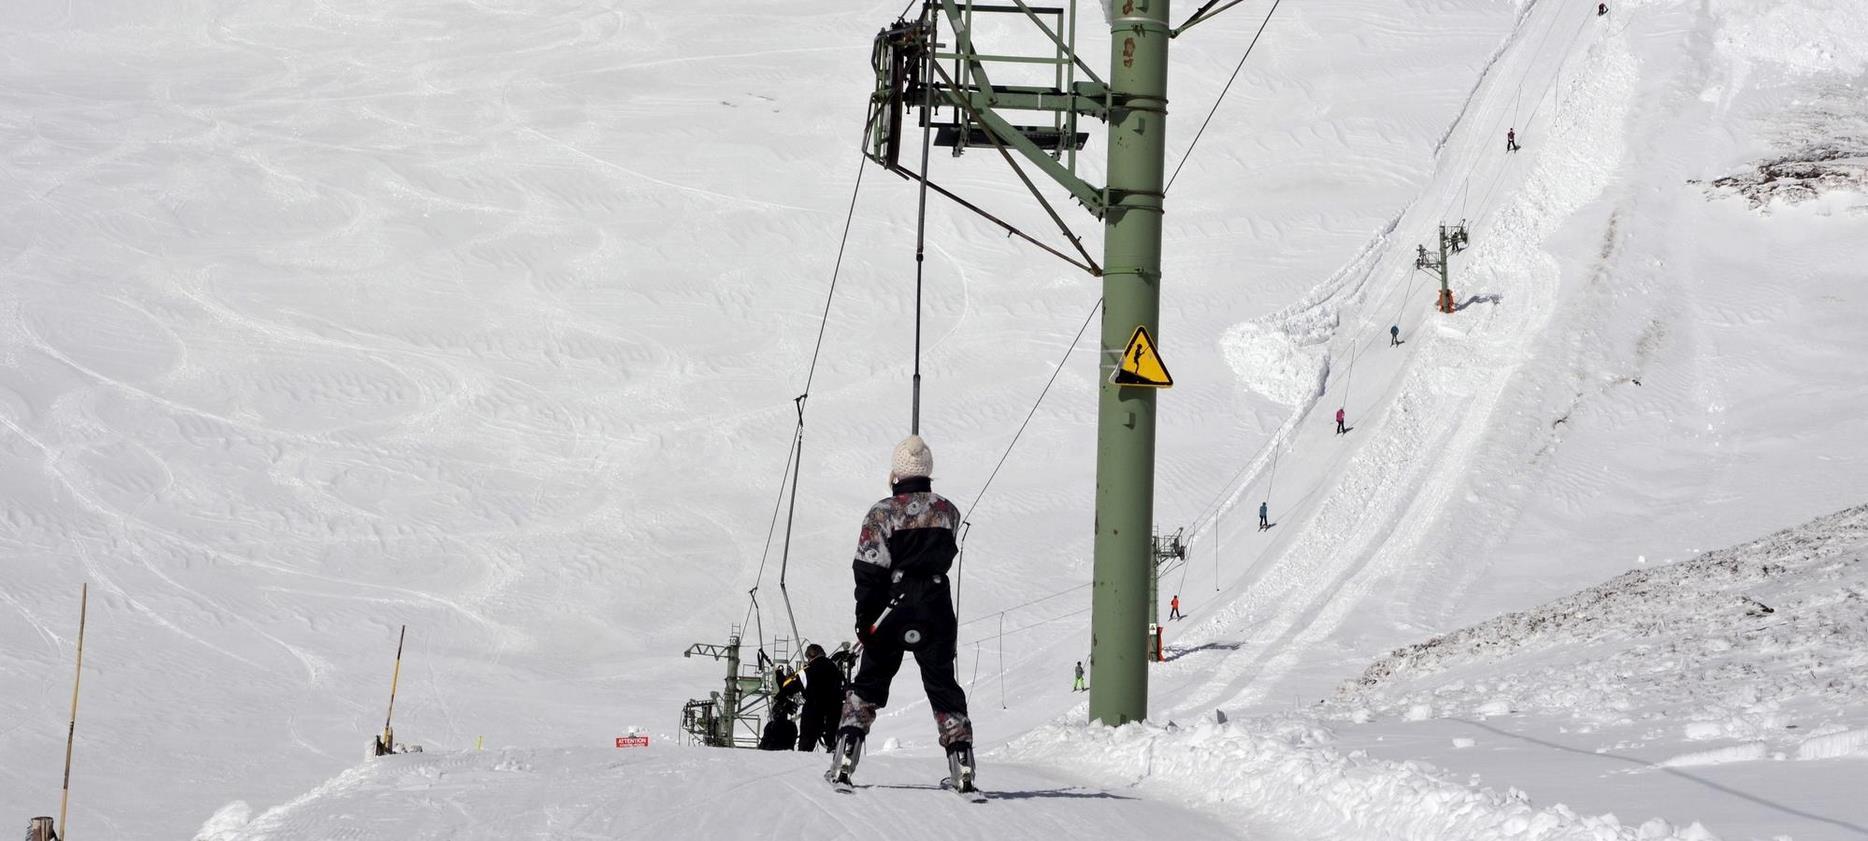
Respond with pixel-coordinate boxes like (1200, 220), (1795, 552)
(825, 728), (864, 792)
(943, 742), (985, 801)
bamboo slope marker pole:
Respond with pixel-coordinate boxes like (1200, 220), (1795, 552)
(381, 625), (406, 755)
(58, 583), (90, 841)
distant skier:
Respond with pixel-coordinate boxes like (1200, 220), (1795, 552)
(1258, 501), (1270, 531)
(1335, 407), (1347, 435)
(796, 644), (844, 753)
(1506, 128), (1520, 152)
(1597, 2), (1607, 15)
(1072, 661), (1086, 692)
(830, 641), (858, 683)
(1390, 324), (1401, 346)
(1169, 594), (1182, 621)
(828, 435), (978, 795)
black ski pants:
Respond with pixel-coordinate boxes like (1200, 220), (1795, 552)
(850, 636), (967, 716)
(797, 702), (838, 752)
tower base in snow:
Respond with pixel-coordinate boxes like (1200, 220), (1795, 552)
(1437, 288), (1456, 313)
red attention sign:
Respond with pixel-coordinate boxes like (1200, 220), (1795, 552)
(615, 736), (651, 748)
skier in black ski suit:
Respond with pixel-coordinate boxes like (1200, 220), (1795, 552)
(828, 435), (976, 791)
(796, 643), (844, 752)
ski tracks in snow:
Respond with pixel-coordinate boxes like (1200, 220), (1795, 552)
(1161, 0), (1639, 714)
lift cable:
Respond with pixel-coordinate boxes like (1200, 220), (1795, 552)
(953, 297), (1104, 624)
(962, 298), (1104, 525)
(1164, 0), (1285, 193)
(742, 142), (873, 659)
(741, 425), (799, 635)
(1174, 0), (1265, 37)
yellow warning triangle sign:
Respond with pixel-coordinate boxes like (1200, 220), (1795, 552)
(1111, 325), (1173, 388)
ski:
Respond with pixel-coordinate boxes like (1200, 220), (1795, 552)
(825, 730), (863, 794)
(940, 776), (988, 803)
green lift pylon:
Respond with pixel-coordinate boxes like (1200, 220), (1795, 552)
(1416, 221), (1469, 314)
(863, 0), (1171, 726)
(1090, 0), (1171, 726)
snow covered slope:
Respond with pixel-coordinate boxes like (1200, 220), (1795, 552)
(1329, 504), (1868, 841)
(202, 746), (1241, 841)
(2, 0), (1866, 837)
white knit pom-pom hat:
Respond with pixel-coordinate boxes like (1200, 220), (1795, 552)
(890, 435), (934, 480)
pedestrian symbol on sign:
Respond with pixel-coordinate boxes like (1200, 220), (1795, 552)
(1111, 325), (1173, 388)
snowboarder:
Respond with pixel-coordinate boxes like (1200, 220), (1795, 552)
(1390, 324), (1401, 346)
(1258, 501), (1270, 531)
(1169, 594), (1182, 621)
(1335, 407), (1347, 435)
(828, 435), (978, 796)
(797, 644), (845, 752)
(1506, 128), (1520, 152)
(1072, 661), (1086, 692)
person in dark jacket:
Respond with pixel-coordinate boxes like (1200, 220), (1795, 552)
(759, 712), (797, 750)
(773, 665), (802, 719)
(1259, 500), (1270, 531)
(796, 644), (844, 752)
(826, 435), (977, 793)
(830, 642), (858, 683)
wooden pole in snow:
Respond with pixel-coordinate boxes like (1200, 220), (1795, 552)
(58, 583), (89, 840)
(381, 625), (407, 754)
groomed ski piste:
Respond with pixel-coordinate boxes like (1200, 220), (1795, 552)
(3, 0), (1867, 839)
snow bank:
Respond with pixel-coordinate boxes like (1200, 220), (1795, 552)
(1713, 0), (1868, 75)
(192, 802), (253, 841)
(1793, 727), (1868, 761)
(1343, 503), (1868, 731)
(1005, 719), (1722, 841)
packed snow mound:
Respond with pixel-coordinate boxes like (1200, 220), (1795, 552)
(1343, 502), (1868, 707)
(1006, 718), (1722, 841)
(1333, 503), (1868, 773)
